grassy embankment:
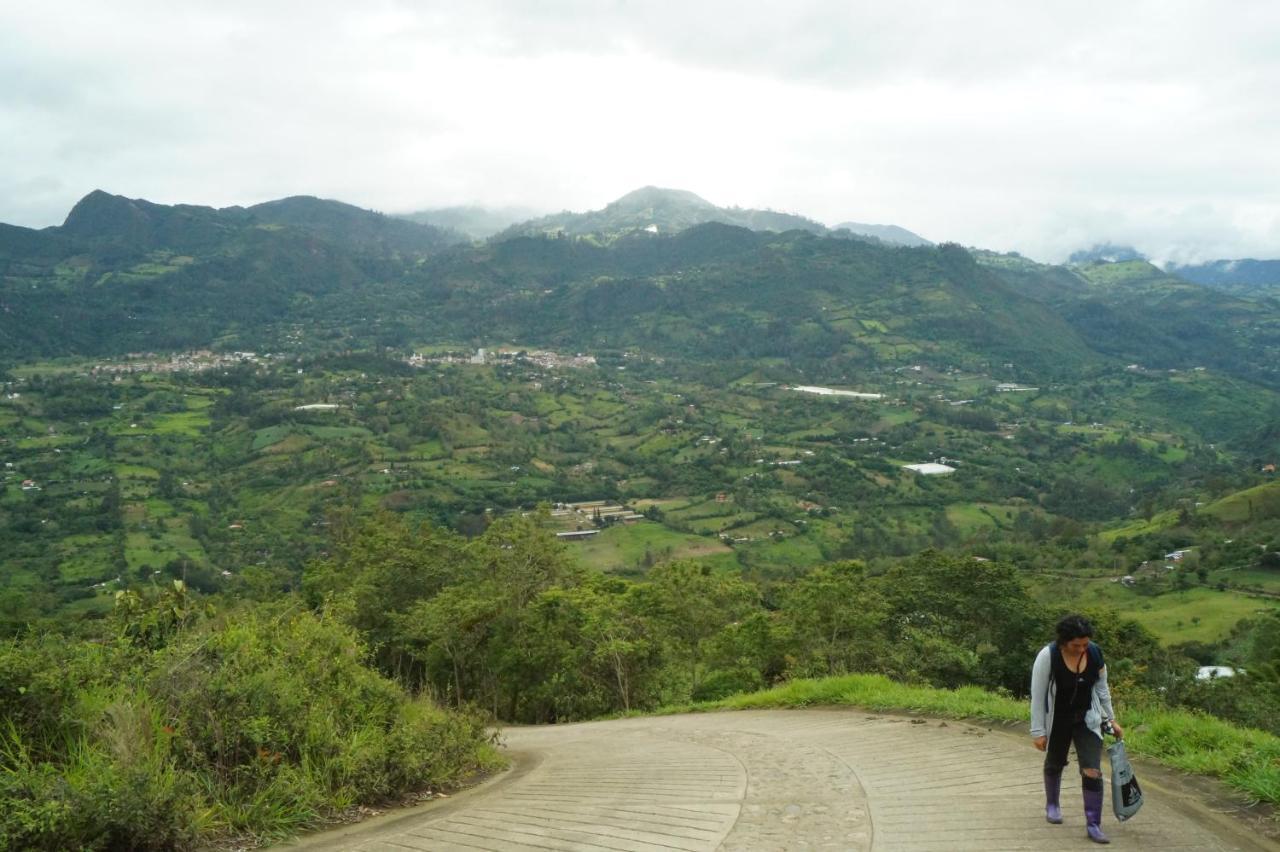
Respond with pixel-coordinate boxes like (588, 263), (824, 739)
(664, 674), (1280, 809)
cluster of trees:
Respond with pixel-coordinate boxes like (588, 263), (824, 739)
(302, 511), (1196, 724)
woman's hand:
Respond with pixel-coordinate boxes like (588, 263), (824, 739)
(1108, 721), (1123, 739)
(1033, 735), (1047, 751)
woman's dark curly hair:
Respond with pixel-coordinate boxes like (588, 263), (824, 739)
(1055, 614), (1094, 644)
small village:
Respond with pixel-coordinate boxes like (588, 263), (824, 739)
(84, 350), (274, 375)
(406, 347), (598, 370)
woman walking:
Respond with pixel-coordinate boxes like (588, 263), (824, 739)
(1030, 614), (1123, 844)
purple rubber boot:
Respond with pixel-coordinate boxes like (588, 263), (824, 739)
(1084, 786), (1110, 843)
(1044, 769), (1063, 824)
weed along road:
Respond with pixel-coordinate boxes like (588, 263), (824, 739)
(279, 709), (1276, 852)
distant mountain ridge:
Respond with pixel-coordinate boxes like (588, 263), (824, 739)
(494, 186), (932, 247)
(833, 222), (932, 247)
(1168, 258), (1280, 296)
(497, 186), (831, 240)
(2, 189), (1278, 395)
(45, 190), (466, 256)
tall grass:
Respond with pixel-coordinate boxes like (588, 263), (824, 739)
(666, 673), (1280, 809)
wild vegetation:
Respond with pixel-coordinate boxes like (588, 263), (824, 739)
(0, 583), (498, 850)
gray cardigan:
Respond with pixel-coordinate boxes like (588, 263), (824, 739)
(1029, 642), (1115, 740)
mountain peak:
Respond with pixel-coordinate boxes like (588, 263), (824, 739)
(606, 186), (717, 212)
(61, 190), (149, 238)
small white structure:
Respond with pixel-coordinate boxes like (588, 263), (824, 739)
(1165, 549), (1192, 562)
(790, 385), (883, 399)
(470, 348), (488, 365)
(903, 463), (956, 475)
(293, 403), (340, 411)
(995, 383), (1040, 392)
(556, 529), (600, 540)
(1196, 666), (1239, 681)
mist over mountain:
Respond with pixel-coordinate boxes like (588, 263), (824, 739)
(398, 205), (541, 240)
(1168, 258), (1280, 296)
(833, 222), (932, 247)
(1067, 243), (1148, 265)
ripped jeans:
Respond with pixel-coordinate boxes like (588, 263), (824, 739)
(1044, 712), (1104, 791)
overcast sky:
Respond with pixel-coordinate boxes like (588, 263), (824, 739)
(2, 0), (1278, 263)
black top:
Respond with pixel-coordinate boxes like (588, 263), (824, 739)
(1051, 641), (1101, 714)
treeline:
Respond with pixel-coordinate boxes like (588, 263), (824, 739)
(303, 511), (1279, 728)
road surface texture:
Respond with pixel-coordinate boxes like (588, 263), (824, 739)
(279, 708), (1278, 852)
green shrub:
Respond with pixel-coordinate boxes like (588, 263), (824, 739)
(0, 608), (499, 849)
(692, 667), (765, 702)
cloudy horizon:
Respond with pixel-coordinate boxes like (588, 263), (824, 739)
(3, 0), (1279, 264)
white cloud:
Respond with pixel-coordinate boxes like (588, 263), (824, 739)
(1, 0), (1278, 261)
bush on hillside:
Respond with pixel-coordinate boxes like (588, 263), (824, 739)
(0, 608), (498, 850)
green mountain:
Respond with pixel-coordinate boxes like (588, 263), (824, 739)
(402, 225), (1098, 373)
(243, 195), (466, 255)
(975, 252), (1280, 389)
(498, 186), (829, 240)
(4, 190), (1280, 397)
(0, 191), (463, 357)
(833, 221), (932, 247)
(1169, 259), (1280, 297)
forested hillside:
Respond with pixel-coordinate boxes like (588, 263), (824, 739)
(6, 190), (1280, 395)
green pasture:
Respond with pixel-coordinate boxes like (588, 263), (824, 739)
(572, 522), (732, 573)
(732, 532), (828, 572)
(152, 409), (210, 437)
(1204, 480), (1280, 523)
(114, 463), (159, 480)
(305, 424), (374, 441)
(1213, 567), (1280, 595)
(944, 502), (1015, 533)
(1074, 581), (1280, 644)
(56, 535), (119, 584)
(1099, 509), (1180, 542)
(251, 425), (295, 452)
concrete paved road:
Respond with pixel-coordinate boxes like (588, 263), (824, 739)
(280, 709), (1277, 852)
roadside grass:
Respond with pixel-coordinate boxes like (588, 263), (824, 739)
(667, 674), (1025, 722)
(661, 673), (1280, 808)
